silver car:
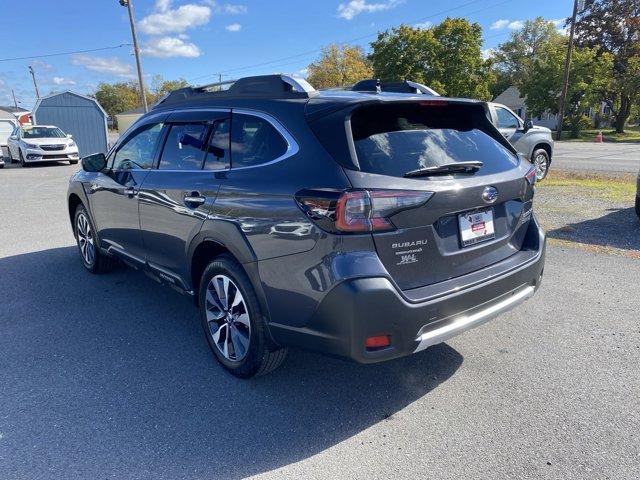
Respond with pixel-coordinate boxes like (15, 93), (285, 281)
(484, 102), (554, 181)
(6, 125), (79, 167)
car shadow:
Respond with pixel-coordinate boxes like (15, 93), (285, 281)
(0, 246), (463, 479)
(547, 207), (640, 251)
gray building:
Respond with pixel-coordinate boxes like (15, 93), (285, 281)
(32, 91), (108, 156)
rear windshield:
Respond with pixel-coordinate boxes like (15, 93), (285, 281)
(350, 103), (518, 177)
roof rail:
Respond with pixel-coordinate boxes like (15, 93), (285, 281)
(153, 74), (317, 109)
(351, 79), (440, 96)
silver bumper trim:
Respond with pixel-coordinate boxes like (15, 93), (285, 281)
(414, 285), (535, 353)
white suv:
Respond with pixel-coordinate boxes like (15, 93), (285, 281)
(7, 125), (79, 167)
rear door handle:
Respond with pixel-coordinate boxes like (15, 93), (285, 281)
(184, 193), (206, 206)
(124, 187), (137, 196)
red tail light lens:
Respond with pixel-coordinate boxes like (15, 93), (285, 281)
(296, 189), (432, 233)
(365, 335), (391, 349)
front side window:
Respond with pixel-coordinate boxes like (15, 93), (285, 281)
(231, 114), (288, 169)
(113, 122), (163, 170)
(495, 107), (519, 129)
(159, 123), (208, 170)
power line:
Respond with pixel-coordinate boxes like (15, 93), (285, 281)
(0, 43), (132, 63)
(189, 0), (512, 83)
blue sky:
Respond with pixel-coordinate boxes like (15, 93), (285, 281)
(0, 0), (573, 110)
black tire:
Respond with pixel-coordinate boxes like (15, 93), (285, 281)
(635, 196), (640, 220)
(73, 204), (116, 273)
(19, 149), (27, 167)
(6, 148), (12, 163)
(532, 148), (550, 181)
(69, 159), (79, 165)
(199, 254), (287, 378)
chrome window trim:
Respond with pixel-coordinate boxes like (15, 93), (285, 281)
(229, 107), (300, 171)
(112, 107), (299, 173)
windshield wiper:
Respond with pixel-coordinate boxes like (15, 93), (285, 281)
(403, 161), (483, 178)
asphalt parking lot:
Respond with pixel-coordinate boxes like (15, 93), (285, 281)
(1, 161), (639, 480)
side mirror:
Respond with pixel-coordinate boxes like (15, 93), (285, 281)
(9, 135), (17, 140)
(67, 134), (73, 139)
(523, 119), (533, 132)
(81, 152), (107, 172)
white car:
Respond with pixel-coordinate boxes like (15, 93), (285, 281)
(6, 125), (79, 167)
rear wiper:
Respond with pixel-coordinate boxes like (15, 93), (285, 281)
(404, 161), (483, 178)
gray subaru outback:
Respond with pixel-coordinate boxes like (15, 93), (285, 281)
(67, 75), (546, 378)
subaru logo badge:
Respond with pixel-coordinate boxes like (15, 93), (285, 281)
(482, 186), (499, 204)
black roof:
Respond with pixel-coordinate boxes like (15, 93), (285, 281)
(148, 74), (481, 121)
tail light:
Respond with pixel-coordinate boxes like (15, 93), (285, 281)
(525, 166), (537, 185)
(295, 189), (432, 233)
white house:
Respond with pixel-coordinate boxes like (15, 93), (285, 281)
(492, 86), (612, 130)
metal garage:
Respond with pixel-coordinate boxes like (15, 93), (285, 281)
(32, 91), (108, 156)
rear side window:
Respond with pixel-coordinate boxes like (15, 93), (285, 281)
(203, 118), (230, 170)
(350, 103), (518, 178)
(231, 113), (287, 168)
(159, 123), (208, 170)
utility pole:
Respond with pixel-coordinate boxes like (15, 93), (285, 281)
(120, 0), (148, 113)
(28, 65), (40, 100)
(11, 89), (18, 109)
(556, 0), (580, 141)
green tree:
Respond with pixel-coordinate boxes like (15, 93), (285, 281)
(369, 19), (492, 100)
(520, 40), (613, 137)
(149, 75), (189, 103)
(306, 44), (373, 89)
(492, 17), (565, 88)
(94, 82), (139, 119)
(574, 0), (640, 132)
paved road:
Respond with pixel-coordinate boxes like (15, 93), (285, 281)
(553, 142), (640, 174)
(1, 162), (639, 480)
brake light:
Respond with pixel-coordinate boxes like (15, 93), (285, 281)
(296, 189), (433, 234)
(525, 167), (537, 185)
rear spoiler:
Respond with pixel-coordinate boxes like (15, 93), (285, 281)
(352, 79), (440, 96)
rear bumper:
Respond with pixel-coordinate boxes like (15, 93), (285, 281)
(270, 217), (545, 363)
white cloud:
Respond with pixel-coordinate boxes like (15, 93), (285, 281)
(490, 19), (509, 30)
(52, 77), (76, 85)
(551, 18), (568, 34)
(31, 60), (54, 71)
(414, 21), (431, 29)
(71, 55), (134, 78)
(202, 1), (247, 14)
(225, 23), (241, 32)
(481, 48), (495, 60)
(337, 0), (402, 20)
(142, 37), (201, 58)
(138, 2), (211, 35)
(155, 0), (171, 12)
(297, 68), (309, 77)
(490, 19), (524, 30)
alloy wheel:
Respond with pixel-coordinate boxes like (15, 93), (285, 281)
(76, 213), (95, 266)
(205, 275), (251, 362)
(534, 153), (548, 180)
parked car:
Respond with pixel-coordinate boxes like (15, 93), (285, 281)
(67, 74), (546, 378)
(484, 102), (554, 181)
(6, 125), (79, 167)
(0, 116), (18, 168)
